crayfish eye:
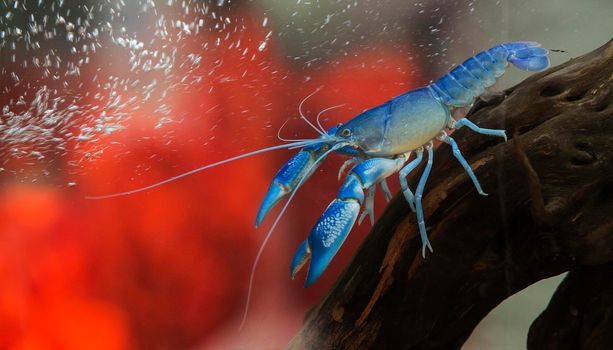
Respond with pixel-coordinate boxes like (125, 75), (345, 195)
(340, 128), (352, 137)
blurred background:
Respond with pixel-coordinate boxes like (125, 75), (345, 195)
(0, 0), (611, 349)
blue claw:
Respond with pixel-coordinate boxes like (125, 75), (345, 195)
(292, 156), (406, 286)
(256, 144), (330, 227)
(290, 240), (311, 280)
(305, 199), (361, 287)
(256, 179), (288, 227)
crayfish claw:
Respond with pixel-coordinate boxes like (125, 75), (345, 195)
(305, 199), (361, 287)
(256, 143), (332, 227)
(301, 157), (405, 287)
(290, 240), (311, 279)
(256, 180), (288, 228)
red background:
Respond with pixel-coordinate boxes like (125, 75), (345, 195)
(0, 6), (423, 349)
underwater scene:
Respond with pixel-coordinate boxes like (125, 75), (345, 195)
(0, 0), (612, 349)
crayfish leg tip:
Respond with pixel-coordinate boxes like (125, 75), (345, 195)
(357, 213), (366, 226)
(420, 242), (434, 258)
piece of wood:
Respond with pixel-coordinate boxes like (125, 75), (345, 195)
(527, 262), (613, 350)
(288, 40), (613, 349)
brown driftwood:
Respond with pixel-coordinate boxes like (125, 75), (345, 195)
(527, 262), (613, 349)
(288, 40), (613, 349)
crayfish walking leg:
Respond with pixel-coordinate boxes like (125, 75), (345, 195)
(414, 144), (435, 257)
(452, 118), (507, 141)
(399, 149), (424, 213)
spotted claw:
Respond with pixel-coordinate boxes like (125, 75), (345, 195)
(310, 195), (366, 286)
(290, 240), (311, 279)
(291, 156), (405, 286)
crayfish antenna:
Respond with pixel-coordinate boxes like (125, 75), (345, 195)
(315, 104), (345, 136)
(298, 87), (327, 136)
(85, 139), (324, 200)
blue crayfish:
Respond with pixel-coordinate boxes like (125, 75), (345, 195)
(256, 41), (550, 286)
(89, 41), (550, 306)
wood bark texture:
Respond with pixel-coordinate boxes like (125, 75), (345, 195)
(288, 40), (613, 350)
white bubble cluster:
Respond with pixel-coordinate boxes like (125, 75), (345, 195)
(0, 0), (268, 177)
